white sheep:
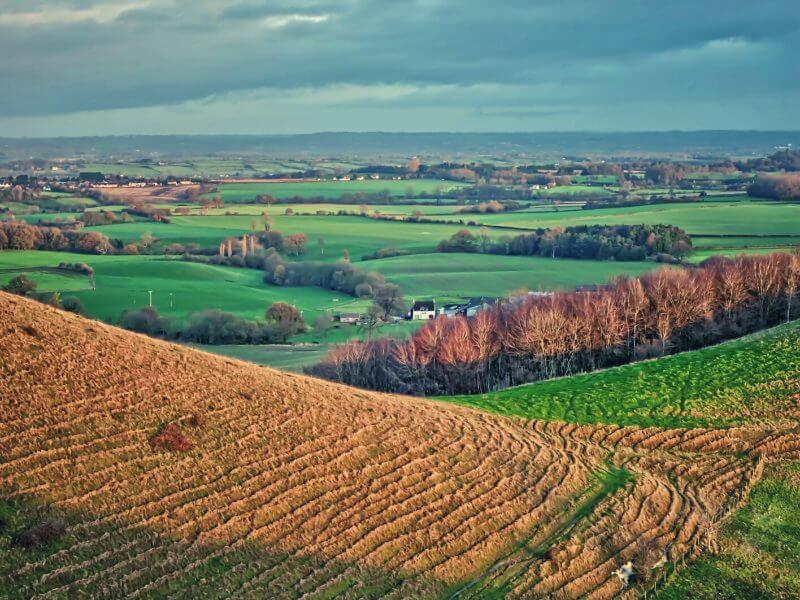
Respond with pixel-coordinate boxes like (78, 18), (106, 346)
(614, 561), (635, 587)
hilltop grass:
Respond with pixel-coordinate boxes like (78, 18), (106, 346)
(440, 320), (800, 430)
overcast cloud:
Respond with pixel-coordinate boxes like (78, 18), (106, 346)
(1, 0), (798, 135)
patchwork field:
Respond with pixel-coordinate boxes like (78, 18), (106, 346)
(3, 292), (793, 598)
(208, 179), (469, 202)
(445, 199), (800, 239)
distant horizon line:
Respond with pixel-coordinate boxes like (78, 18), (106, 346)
(2, 129), (800, 141)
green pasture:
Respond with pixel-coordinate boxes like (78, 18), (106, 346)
(91, 214), (503, 260)
(451, 199), (800, 238)
(441, 319), (800, 430)
(187, 202), (461, 217)
(368, 253), (665, 301)
(207, 179), (468, 202)
(0, 251), (348, 324)
(191, 344), (330, 373)
(538, 184), (616, 196)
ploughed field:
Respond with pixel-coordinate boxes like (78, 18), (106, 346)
(2, 293), (798, 598)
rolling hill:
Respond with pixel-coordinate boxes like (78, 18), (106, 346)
(1, 292), (797, 598)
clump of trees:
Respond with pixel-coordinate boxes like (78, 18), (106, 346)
(2, 274), (84, 314)
(2, 274), (37, 296)
(262, 250), (390, 299)
(362, 247), (411, 261)
(119, 302), (307, 344)
(80, 210), (132, 226)
(748, 173), (800, 200)
(736, 149), (800, 172)
(454, 200), (525, 214)
(0, 222), (113, 254)
(309, 252), (800, 395)
(436, 225), (692, 261)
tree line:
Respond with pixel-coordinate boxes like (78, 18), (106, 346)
(436, 224), (692, 261)
(748, 173), (800, 200)
(0, 221), (113, 254)
(119, 302), (305, 344)
(308, 252), (800, 395)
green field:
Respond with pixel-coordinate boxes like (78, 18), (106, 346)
(441, 320), (800, 430)
(184, 202), (461, 217)
(368, 253), (666, 300)
(192, 344), (330, 372)
(446, 199), (800, 239)
(207, 179), (468, 201)
(92, 214), (504, 260)
(0, 251), (353, 324)
(539, 184), (615, 196)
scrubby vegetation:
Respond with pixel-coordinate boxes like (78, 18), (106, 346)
(0, 221), (113, 254)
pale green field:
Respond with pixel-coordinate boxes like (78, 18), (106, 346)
(207, 179), (468, 201)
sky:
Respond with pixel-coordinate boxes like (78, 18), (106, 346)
(1, 0), (799, 136)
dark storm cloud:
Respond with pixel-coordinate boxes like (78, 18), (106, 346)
(1, 0), (798, 131)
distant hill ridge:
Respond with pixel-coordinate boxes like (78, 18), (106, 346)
(2, 130), (800, 160)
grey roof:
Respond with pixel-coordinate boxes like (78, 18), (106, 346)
(412, 300), (435, 311)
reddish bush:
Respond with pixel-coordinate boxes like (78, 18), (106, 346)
(149, 423), (193, 452)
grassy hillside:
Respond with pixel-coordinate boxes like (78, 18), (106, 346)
(441, 321), (800, 430)
(0, 292), (782, 599)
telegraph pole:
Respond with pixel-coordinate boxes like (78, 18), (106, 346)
(148, 290), (153, 307)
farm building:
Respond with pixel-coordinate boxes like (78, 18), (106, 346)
(439, 303), (465, 318)
(336, 313), (360, 324)
(464, 297), (497, 317)
(411, 300), (436, 320)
